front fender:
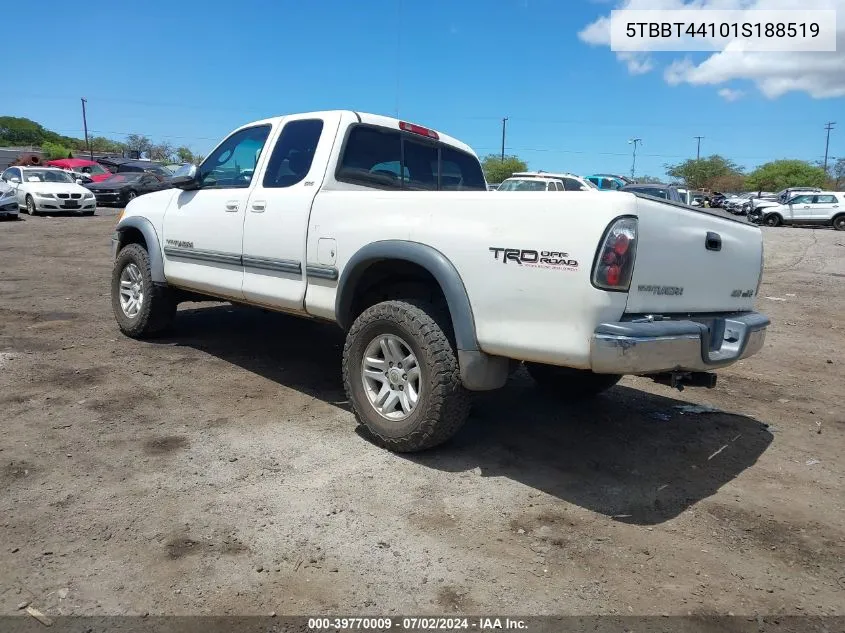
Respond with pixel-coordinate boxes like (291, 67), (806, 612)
(114, 215), (165, 283)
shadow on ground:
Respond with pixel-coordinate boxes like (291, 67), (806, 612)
(163, 304), (773, 526)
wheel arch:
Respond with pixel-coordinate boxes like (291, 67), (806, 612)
(115, 216), (165, 283)
(336, 240), (478, 352)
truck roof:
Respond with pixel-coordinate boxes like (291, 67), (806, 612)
(235, 111), (478, 159)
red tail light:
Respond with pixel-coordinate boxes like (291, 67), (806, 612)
(399, 121), (440, 140)
(592, 216), (638, 292)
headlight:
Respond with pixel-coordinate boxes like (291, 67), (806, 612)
(84, 192), (94, 198)
(35, 192), (54, 198)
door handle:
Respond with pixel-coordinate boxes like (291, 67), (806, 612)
(251, 200), (266, 213)
(803, 205), (810, 209)
(225, 201), (239, 212)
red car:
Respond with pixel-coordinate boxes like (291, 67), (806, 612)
(44, 158), (111, 183)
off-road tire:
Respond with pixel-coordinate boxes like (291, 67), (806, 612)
(111, 243), (176, 338)
(343, 299), (470, 452)
(764, 213), (782, 227)
(833, 214), (845, 231)
(525, 363), (621, 399)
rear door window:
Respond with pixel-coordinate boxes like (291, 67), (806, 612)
(263, 119), (324, 188)
(337, 124), (486, 191)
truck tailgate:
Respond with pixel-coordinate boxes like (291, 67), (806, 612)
(625, 198), (763, 314)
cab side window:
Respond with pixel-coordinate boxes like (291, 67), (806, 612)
(263, 119), (324, 188)
(198, 125), (271, 189)
(816, 195), (837, 203)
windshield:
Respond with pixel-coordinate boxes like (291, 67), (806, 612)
(103, 173), (143, 184)
(497, 179), (549, 191)
(77, 164), (109, 176)
(22, 169), (74, 183)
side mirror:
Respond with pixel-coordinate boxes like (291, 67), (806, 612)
(170, 164), (199, 190)
(9, 177), (21, 184)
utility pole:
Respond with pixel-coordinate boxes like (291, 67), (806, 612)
(628, 137), (642, 180)
(81, 98), (92, 160)
(694, 135), (704, 160)
(501, 117), (508, 162)
(823, 122), (836, 174)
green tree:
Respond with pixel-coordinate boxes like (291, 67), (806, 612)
(41, 141), (73, 160)
(88, 136), (126, 154)
(125, 134), (152, 157)
(746, 160), (828, 192)
(175, 146), (195, 163)
(481, 154), (528, 184)
(832, 158), (845, 188)
(149, 142), (175, 162)
(635, 175), (663, 184)
(665, 155), (744, 190)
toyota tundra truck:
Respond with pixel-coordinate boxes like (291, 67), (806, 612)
(110, 110), (769, 452)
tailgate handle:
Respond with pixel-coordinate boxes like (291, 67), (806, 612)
(705, 232), (722, 252)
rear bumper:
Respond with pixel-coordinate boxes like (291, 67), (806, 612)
(590, 311), (769, 374)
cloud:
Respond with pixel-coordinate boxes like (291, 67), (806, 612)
(618, 52), (654, 74)
(717, 87), (745, 101)
(579, 0), (845, 99)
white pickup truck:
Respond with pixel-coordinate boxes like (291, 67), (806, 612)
(110, 110), (769, 452)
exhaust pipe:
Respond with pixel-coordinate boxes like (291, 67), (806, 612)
(651, 371), (717, 392)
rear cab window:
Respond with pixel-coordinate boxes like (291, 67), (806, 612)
(336, 124), (485, 191)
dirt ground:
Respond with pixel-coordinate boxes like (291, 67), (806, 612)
(0, 210), (843, 618)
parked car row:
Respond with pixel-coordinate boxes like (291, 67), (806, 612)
(0, 164), (176, 216)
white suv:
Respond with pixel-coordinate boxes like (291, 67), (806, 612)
(752, 191), (844, 230)
(497, 171), (596, 192)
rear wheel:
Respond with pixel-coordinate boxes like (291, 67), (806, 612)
(526, 363), (621, 399)
(343, 299), (470, 452)
(764, 213), (782, 227)
(833, 215), (845, 231)
(111, 243), (176, 338)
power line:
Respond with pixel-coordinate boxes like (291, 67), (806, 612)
(823, 122), (836, 173)
(628, 138), (642, 180)
(500, 117), (508, 162)
(694, 135), (704, 160)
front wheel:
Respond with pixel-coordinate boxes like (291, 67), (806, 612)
(525, 363), (621, 399)
(342, 300), (470, 452)
(764, 214), (782, 227)
(25, 196), (38, 216)
(111, 243), (176, 338)
(833, 215), (845, 231)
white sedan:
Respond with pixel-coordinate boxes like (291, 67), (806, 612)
(0, 166), (96, 216)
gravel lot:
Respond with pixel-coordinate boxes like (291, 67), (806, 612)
(1, 210), (843, 617)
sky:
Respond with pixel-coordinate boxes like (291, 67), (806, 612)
(1, 0), (843, 179)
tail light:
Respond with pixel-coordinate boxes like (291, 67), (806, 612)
(592, 216), (638, 292)
(399, 121), (439, 140)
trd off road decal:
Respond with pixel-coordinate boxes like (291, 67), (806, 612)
(489, 248), (578, 271)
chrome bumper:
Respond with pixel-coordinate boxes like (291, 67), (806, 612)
(590, 312), (769, 375)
